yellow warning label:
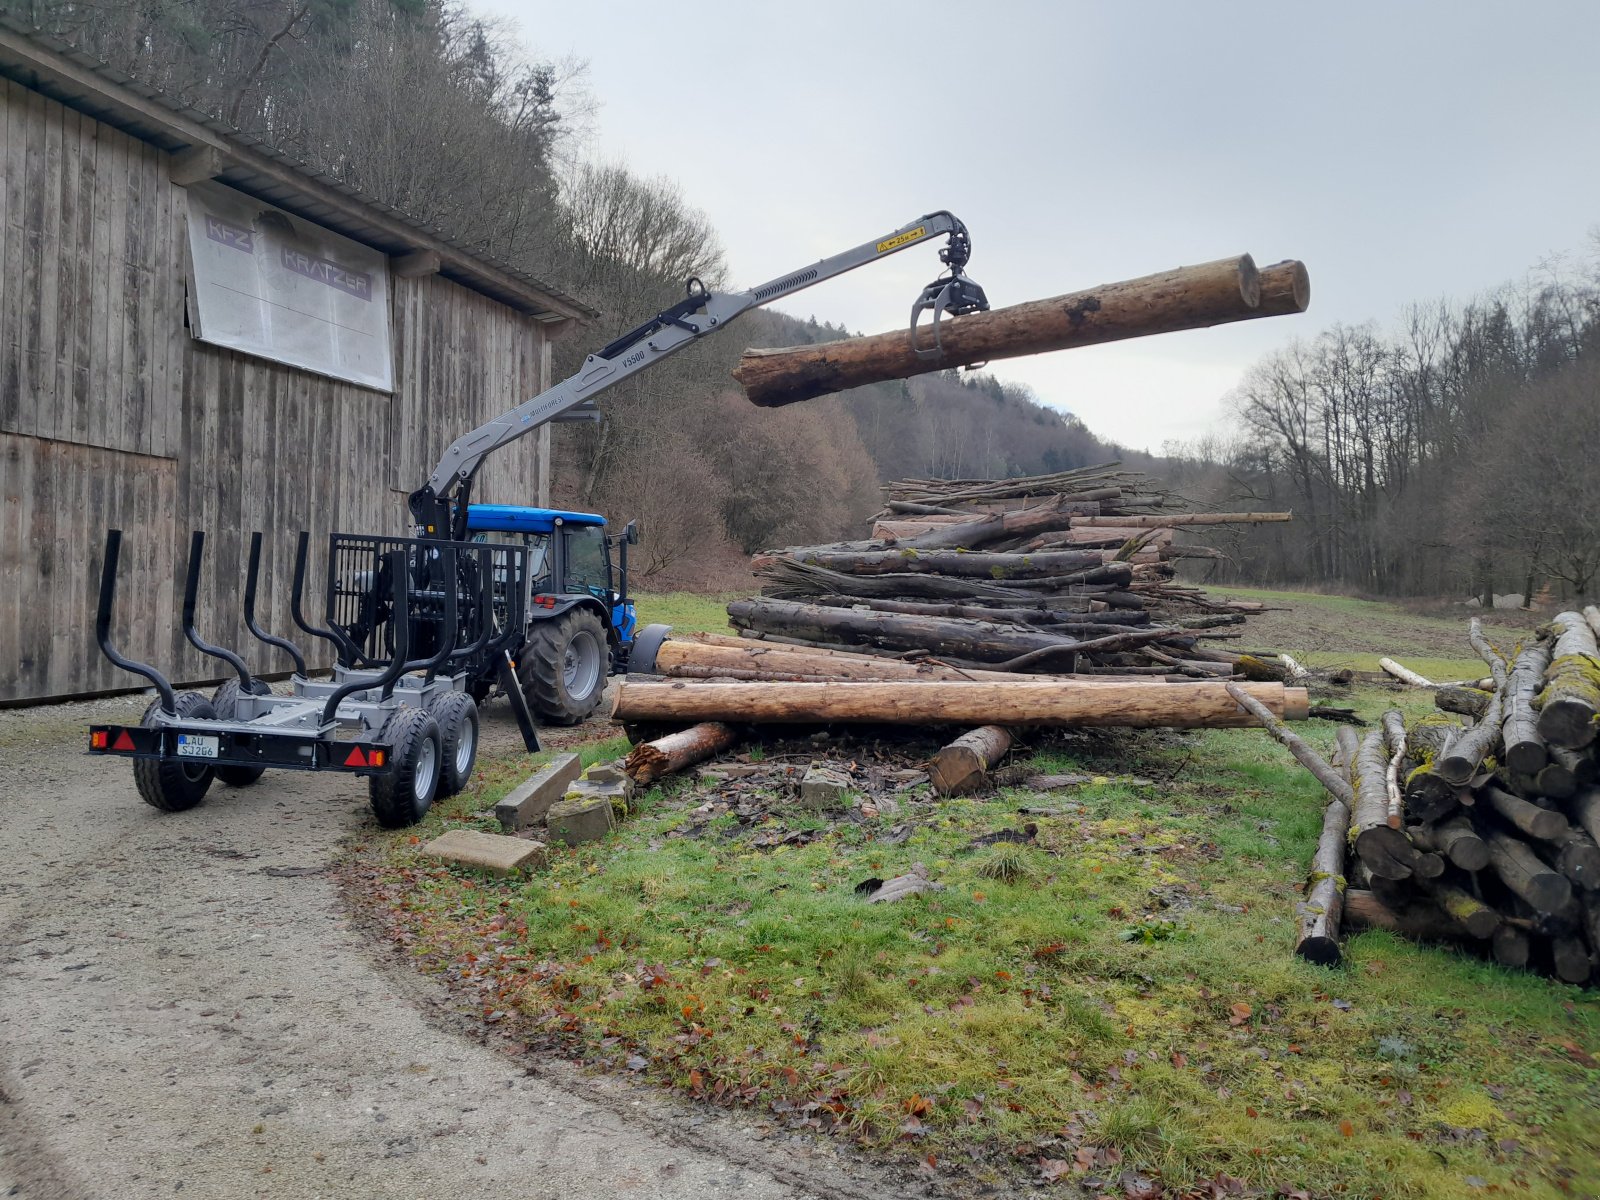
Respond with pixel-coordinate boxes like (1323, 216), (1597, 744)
(876, 226), (928, 254)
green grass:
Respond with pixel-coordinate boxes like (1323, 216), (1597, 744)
(1211, 584), (1529, 679)
(348, 585), (1600, 1196)
(632, 591), (744, 635)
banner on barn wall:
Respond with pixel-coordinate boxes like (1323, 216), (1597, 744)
(183, 181), (393, 391)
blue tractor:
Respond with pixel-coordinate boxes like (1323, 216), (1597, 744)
(463, 504), (638, 725)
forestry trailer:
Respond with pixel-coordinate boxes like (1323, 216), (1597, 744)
(87, 211), (989, 825)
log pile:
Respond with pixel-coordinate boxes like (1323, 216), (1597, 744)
(1280, 611), (1600, 984)
(732, 464), (1291, 680)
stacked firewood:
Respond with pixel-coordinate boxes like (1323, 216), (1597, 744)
(1285, 612), (1600, 983)
(733, 464), (1292, 679)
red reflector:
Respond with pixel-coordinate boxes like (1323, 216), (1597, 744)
(344, 746), (369, 768)
(112, 730), (136, 752)
(90, 730), (108, 749)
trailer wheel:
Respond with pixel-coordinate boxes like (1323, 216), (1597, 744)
(210, 678), (270, 786)
(429, 691), (479, 798)
(520, 609), (607, 725)
(368, 708), (442, 828)
(132, 691), (219, 813)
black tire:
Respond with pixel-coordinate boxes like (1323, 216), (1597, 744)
(519, 608), (607, 725)
(132, 691), (218, 813)
(367, 707), (442, 828)
(210, 677), (270, 786)
(429, 691), (479, 798)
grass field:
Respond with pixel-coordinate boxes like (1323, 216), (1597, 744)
(350, 587), (1600, 1197)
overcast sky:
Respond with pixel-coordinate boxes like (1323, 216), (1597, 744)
(468, 0), (1600, 451)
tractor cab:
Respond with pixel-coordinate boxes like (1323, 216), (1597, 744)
(464, 504), (638, 666)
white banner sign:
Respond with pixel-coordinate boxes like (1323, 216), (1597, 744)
(184, 181), (393, 391)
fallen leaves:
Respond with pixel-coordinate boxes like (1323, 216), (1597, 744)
(1228, 1002), (1253, 1026)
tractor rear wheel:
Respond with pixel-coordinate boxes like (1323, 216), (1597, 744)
(210, 677), (270, 786)
(519, 609), (607, 725)
(367, 708), (442, 828)
(429, 691), (479, 798)
(132, 691), (219, 813)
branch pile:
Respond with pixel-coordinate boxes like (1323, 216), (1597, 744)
(735, 463), (1292, 680)
(1271, 611), (1600, 984)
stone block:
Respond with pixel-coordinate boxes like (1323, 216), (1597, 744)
(422, 829), (546, 876)
(495, 753), (582, 831)
(800, 764), (852, 811)
(545, 795), (616, 846)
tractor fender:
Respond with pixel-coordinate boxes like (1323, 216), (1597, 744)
(525, 594), (610, 632)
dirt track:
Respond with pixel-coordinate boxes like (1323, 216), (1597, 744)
(0, 693), (906, 1200)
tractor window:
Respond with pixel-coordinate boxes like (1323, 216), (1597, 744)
(563, 526), (610, 597)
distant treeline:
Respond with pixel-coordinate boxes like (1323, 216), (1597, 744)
(19, 0), (1137, 582)
(1165, 262), (1600, 602)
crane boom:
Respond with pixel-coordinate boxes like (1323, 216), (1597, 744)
(409, 211), (986, 541)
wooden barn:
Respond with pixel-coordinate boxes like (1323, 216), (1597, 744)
(0, 23), (595, 704)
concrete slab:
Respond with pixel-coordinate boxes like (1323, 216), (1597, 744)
(495, 753), (582, 830)
(422, 828), (547, 875)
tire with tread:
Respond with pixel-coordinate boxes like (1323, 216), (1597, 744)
(133, 691), (218, 813)
(368, 707), (442, 828)
(210, 677), (270, 786)
(429, 691), (479, 798)
(519, 608), (607, 725)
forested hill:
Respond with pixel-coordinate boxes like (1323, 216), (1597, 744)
(19, 0), (1139, 582)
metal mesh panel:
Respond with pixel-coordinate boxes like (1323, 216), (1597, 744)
(324, 534), (528, 670)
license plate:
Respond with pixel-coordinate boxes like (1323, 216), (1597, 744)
(176, 734), (219, 760)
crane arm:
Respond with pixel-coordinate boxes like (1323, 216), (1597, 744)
(409, 211), (987, 541)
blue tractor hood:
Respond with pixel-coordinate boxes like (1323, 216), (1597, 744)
(465, 504), (608, 535)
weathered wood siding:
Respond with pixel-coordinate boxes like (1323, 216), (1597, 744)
(0, 80), (549, 702)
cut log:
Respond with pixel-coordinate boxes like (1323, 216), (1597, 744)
(1481, 783), (1567, 841)
(1555, 827), (1600, 888)
(729, 597), (1089, 666)
(928, 726), (1014, 796)
(651, 637), (1037, 683)
(1402, 719), (1462, 824)
(1380, 658), (1434, 688)
(1501, 639), (1553, 774)
(1483, 828), (1572, 913)
(1343, 889), (1473, 943)
(1436, 682), (1504, 786)
(892, 501), (1100, 551)
(1419, 880), (1501, 939)
(1296, 792), (1351, 967)
(1549, 936), (1592, 985)
(612, 678), (1309, 728)
(1351, 729), (1416, 879)
(1382, 710), (1407, 829)
(1492, 925), (1531, 969)
(777, 546), (1104, 579)
(1434, 684), (1493, 720)
(1573, 787), (1600, 845)
(734, 255), (1309, 407)
(623, 722), (741, 786)
(1073, 512), (1292, 528)
(1331, 724), (1361, 778)
(1538, 612), (1600, 749)
(1257, 259), (1312, 315)
(1408, 814), (1489, 871)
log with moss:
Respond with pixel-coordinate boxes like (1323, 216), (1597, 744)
(1538, 612), (1600, 750)
(1351, 729), (1417, 878)
(1501, 639), (1554, 774)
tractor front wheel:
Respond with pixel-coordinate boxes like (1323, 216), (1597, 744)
(519, 609), (607, 725)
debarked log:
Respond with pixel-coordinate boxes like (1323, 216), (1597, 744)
(611, 679), (1309, 728)
(734, 255), (1309, 407)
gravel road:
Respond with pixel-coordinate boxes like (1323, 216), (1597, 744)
(0, 693), (911, 1200)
